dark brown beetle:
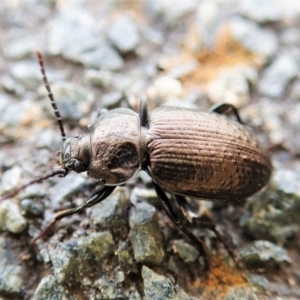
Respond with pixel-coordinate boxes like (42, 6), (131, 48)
(1, 52), (272, 270)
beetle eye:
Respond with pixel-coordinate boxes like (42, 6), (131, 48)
(64, 144), (71, 161)
(73, 160), (86, 173)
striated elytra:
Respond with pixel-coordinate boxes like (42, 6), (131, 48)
(1, 52), (272, 270)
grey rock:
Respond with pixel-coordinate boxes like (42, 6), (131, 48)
(258, 54), (299, 98)
(2, 99), (41, 127)
(101, 91), (124, 109)
(10, 61), (41, 89)
(280, 28), (300, 46)
(207, 65), (258, 107)
(20, 198), (44, 216)
(94, 275), (124, 299)
(228, 17), (278, 64)
(142, 265), (190, 300)
(0, 237), (26, 295)
(90, 187), (129, 228)
(174, 239), (199, 263)
(0, 165), (22, 195)
(33, 275), (70, 300)
(0, 201), (27, 234)
(50, 231), (114, 283)
(239, 240), (291, 269)
(248, 274), (270, 290)
(4, 37), (35, 59)
(117, 240), (137, 273)
(40, 82), (95, 121)
(239, 0), (281, 23)
(147, 0), (198, 25)
(129, 201), (164, 264)
(49, 172), (86, 210)
(194, 0), (234, 50)
(48, 8), (124, 71)
(108, 16), (141, 53)
(129, 291), (142, 300)
(1, 74), (25, 95)
(240, 169), (300, 245)
(149, 76), (183, 102)
(225, 288), (260, 300)
(84, 69), (114, 89)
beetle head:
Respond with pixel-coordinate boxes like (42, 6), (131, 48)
(58, 135), (90, 173)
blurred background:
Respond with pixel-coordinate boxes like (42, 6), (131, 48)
(0, 0), (300, 299)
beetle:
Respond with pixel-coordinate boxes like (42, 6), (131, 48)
(1, 52), (272, 270)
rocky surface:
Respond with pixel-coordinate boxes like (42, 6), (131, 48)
(0, 0), (300, 299)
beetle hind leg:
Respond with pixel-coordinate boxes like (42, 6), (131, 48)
(210, 102), (243, 124)
(152, 181), (210, 271)
(175, 195), (239, 266)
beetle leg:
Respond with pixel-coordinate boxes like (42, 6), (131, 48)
(31, 185), (116, 243)
(152, 181), (210, 270)
(139, 95), (148, 126)
(175, 195), (239, 266)
(210, 102), (243, 124)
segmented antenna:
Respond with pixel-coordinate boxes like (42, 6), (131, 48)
(0, 169), (68, 201)
(36, 51), (67, 141)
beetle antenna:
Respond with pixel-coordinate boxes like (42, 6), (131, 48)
(36, 51), (67, 141)
(0, 169), (68, 201)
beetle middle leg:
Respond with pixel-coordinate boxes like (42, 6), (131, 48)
(175, 195), (239, 266)
(210, 102), (243, 124)
(152, 181), (210, 270)
(32, 185), (116, 243)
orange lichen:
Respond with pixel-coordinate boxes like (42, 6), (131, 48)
(166, 24), (259, 91)
(197, 256), (249, 299)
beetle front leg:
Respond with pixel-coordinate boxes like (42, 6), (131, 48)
(32, 185), (116, 243)
(210, 102), (243, 124)
(175, 195), (239, 266)
(152, 181), (210, 271)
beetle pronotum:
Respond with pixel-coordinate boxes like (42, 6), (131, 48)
(0, 52), (272, 270)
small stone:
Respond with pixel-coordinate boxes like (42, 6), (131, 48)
(115, 270), (125, 283)
(173, 239), (199, 263)
(108, 16), (140, 53)
(49, 172), (86, 210)
(147, 0), (198, 25)
(0, 201), (27, 234)
(0, 237), (26, 295)
(239, 0), (281, 23)
(50, 231), (114, 283)
(228, 17), (278, 64)
(129, 201), (164, 264)
(84, 69), (114, 89)
(101, 91), (124, 109)
(258, 55), (299, 98)
(20, 199), (44, 216)
(207, 65), (258, 107)
(142, 266), (190, 300)
(117, 241), (137, 273)
(4, 37), (36, 59)
(240, 169), (300, 245)
(90, 187), (129, 229)
(10, 61), (41, 90)
(94, 275), (124, 299)
(0, 166), (22, 195)
(149, 76), (183, 102)
(239, 240), (291, 269)
(40, 82), (95, 122)
(33, 275), (68, 300)
(248, 274), (269, 290)
(48, 8), (124, 70)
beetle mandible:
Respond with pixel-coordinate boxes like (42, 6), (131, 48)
(1, 52), (273, 270)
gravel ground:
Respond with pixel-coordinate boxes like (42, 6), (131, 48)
(1, 0), (300, 299)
